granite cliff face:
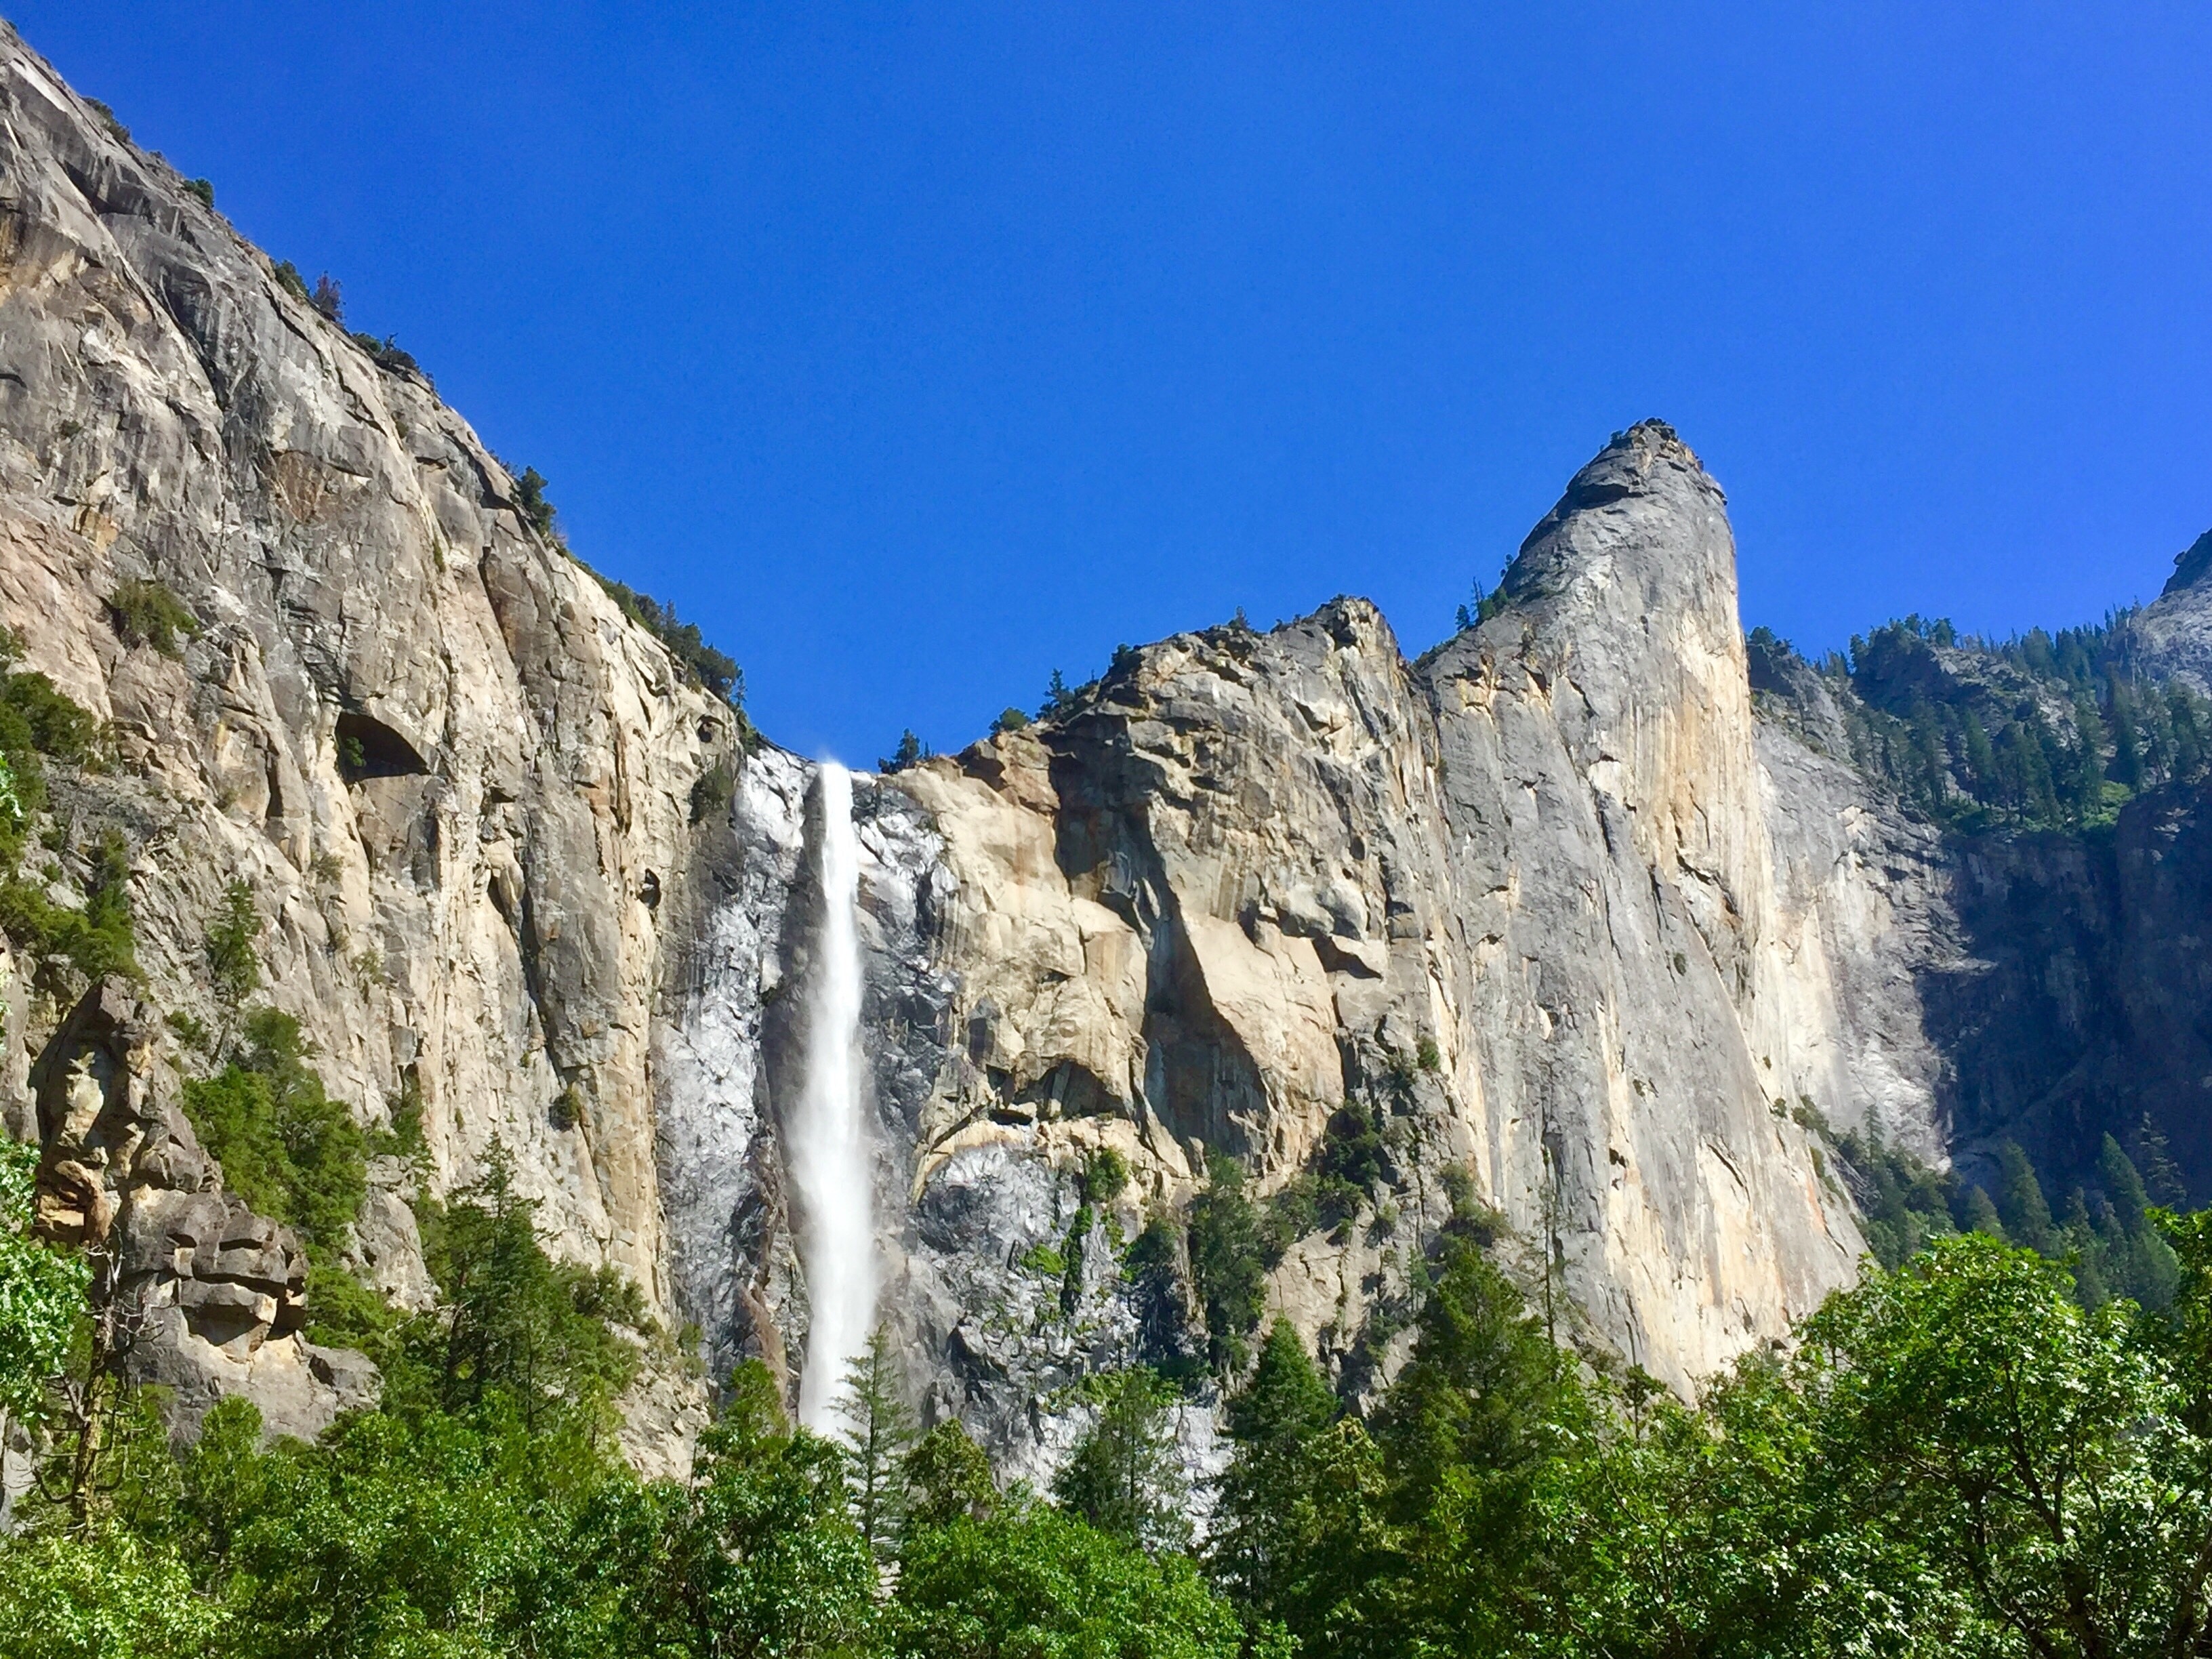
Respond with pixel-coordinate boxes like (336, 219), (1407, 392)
(839, 424), (1931, 1437)
(0, 26), (733, 1448)
(6, 22), (2188, 1486)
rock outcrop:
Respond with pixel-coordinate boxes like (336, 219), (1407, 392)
(2120, 531), (2212, 696)
(29, 975), (375, 1439)
(842, 424), (1922, 1422)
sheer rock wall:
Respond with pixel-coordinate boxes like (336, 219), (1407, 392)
(0, 26), (735, 1443)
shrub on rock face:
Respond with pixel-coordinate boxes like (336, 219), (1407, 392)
(0, 831), (138, 987)
(180, 1009), (365, 1266)
(689, 761), (735, 824)
(106, 580), (201, 658)
(203, 880), (260, 1008)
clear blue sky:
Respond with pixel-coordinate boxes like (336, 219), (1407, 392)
(15, 4), (2211, 762)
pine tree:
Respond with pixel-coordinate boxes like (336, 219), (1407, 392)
(1038, 668), (1073, 720)
(2131, 1114), (2187, 1209)
(836, 1324), (916, 1562)
(2061, 1190), (2109, 1307)
(1996, 1142), (2054, 1256)
(1963, 1183), (2007, 1241)
(1210, 1319), (1339, 1630)
(2098, 1134), (2182, 1309)
(1052, 1368), (1190, 1554)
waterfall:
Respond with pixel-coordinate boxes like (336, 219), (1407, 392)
(792, 761), (876, 1431)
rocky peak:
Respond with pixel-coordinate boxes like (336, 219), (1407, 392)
(2120, 529), (2212, 695)
(2163, 529), (2212, 596)
(1457, 421), (1765, 943)
(1499, 420), (1728, 613)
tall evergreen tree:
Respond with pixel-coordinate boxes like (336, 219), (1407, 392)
(1209, 1320), (1338, 1629)
(1994, 1141), (2055, 1256)
(1052, 1369), (1191, 1555)
(835, 1324), (916, 1562)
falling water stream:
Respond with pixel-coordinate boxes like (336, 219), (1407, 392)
(792, 761), (876, 1431)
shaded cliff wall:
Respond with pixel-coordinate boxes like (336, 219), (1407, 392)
(1914, 792), (2212, 1197)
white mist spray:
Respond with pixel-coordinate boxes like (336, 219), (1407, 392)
(792, 761), (876, 1431)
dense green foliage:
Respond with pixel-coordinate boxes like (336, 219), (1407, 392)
(0, 827), (138, 987)
(106, 579), (201, 657)
(1832, 1121), (2182, 1309)
(5, 1114), (2209, 1656)
(0, 1159), (1258, 1658)
(888, 1504), (1265, 1659)
(1753, 615), (2212, 834)
(179, 1011), (367, 1263)
(1199, 1218), (2212, 1658)
(0, 1141), (87, 1424)
(0, 626), (134, 985)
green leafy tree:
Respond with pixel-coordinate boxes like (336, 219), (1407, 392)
(1793, 1235), (2211, 1657)
(0, 1140), (86, 1427)
(0, 1529), (224, 1659)
(890, 1500), (1273, 1659)
(180, 1010), (365, 1262)
(901, 1420), (997, 1530)
(177, 1404), (562, 1657)
(648, 1362), (879, 1658)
